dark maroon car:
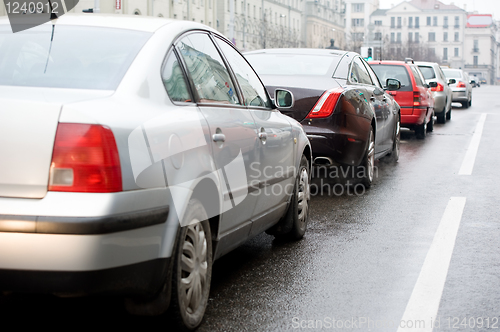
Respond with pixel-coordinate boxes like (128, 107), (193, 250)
(245, 49), (401, 187)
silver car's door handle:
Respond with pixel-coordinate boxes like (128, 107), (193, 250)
(212, 133), (225, 142)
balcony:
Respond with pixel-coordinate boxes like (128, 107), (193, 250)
(454, 25), (460, 28)
(472, 48), (479, 52)
(443, 25), (448, 28)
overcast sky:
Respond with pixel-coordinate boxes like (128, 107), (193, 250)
(378, 0), (500, 21)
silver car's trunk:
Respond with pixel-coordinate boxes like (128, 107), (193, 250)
(0, 87), (113, 198)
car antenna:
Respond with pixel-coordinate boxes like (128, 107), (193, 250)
(43, 1), (58, 74)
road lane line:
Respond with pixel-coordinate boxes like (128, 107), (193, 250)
(397, 197), (466, 332)
(459, 114), (487, 175)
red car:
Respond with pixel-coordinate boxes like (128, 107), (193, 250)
(369, 59), (436, 139)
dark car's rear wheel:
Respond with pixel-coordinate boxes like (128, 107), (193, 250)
(360, 128), (375, 187)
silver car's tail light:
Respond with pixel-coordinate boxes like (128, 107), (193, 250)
(48, 123), (122, 193)
(305, 87), (344, 119)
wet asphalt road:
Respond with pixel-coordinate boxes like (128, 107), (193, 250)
(2, 86), (499, 331)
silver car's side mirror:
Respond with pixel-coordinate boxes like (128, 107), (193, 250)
(448, 79), (456, 85)
(274, 89), (294, 108)
(428, 81), (438, 88)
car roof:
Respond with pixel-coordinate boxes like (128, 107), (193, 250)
(245, 48), (349, 57)
(369, 60), (412, 67)
(0, 13), (215, 33)
(415, 61), (439, 67)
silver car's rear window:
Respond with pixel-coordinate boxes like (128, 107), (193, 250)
(442, 69), (462, 79)
(245, 53), (340, 76)
(0, 25), (151, 90)
(418, 66), (436, 80)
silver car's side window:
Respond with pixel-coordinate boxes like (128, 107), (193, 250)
(161, 51), (192, 103)
(214, 37), (271, 108)
(176, 33), (240, 105)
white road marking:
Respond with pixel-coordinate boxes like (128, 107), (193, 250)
(458, 114), (486, 175)
(397, 197), (467, 332)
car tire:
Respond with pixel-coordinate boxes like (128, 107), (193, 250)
(469, 97), (472, 107)
(427, 109), (434, 132)
(273, 155), (310, 241)
(415, 121), (427, 139)
(360, 128), (375, 188)
(446, 107), (452, 120)
(462, 100), (469, 109)
(437, 105), (446, 124)
(170, 199), (212, 331)
(386, 116), (400, 162)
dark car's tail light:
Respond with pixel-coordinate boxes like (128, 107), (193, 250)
(456, 81), (466, 88)
(306, 87), (344, 119)
(413, 91), (421, 106)
(431, 82), (444, 92)
(49, 123), (122, 193)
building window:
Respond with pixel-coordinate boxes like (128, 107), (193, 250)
(454, 32), (459, 42)
(352, 18), (364, 27)
(374, 32), (382, 40)
(391, 17), (395, 28)
(397, 17), (401, 28)
(397, 32), (401, 43)
(352, 3), (364, 12)
(415, 32), (419, 43)
(455, 16), (459, 28)
(433, 16), (437, 26)
(375, 20), (382, 26)
(454, 48), (459, 57)
(352, 33), (364, 41)
(473, 40), (479, 52)
(429, 32), (435, 42)
(427, 16), (431, 26)
(391, 32), (395, 43)
(443, 48), (448, 60)
(443, 16), (448, 28)
(409, 17), (413, 28)
(408, 32), (413, 42)
(415, 17), (419, 28)
(473, 56), (478, 66)
(444, 32), (448, 42)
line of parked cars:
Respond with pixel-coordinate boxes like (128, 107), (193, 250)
(0, 15), (472, 330)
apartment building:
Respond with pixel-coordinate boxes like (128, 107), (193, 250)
(344, 0), (379, 52)
(370, 0), (467, 67)
(304, 0), (345, 49)
(464, 14), (497, 84)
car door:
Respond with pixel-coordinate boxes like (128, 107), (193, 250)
(363, 58), (394, 152)
(213, 36), (295, 237)
(175, 32), (261, 253)
(349, 56), (388, 152)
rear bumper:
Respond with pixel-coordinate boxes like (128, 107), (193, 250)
(302, 113), (370, 166)
(452, 90), (468, 102)
(432, 93), (447, 114)
(401, 107), (427, 127)
(0, 258), (169, 296)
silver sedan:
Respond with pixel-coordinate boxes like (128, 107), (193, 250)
(0, 14), (311, 329)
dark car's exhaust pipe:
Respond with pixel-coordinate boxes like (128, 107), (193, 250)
(313, 157), (333, 166)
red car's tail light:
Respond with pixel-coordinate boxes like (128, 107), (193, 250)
(456, 81), (466, 88)
(413, 91), (421, 106)
(306, 87), (344, 119)
(49, 123), (122, 193)
(431, 82), (444, 92)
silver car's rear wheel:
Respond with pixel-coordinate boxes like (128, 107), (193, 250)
(361, 128), (375, 187)
(171, 199), (212, 330)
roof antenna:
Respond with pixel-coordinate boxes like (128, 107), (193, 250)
(47, 0), (58, 20)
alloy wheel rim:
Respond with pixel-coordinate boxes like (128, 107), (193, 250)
(297, 167), (310, 225)
(180, 221), (208, 314)
(367, 131), (375, 181)
(395, 121), (400, 158)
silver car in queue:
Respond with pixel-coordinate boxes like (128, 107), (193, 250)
(0, 14), (311, 330)
(416, 61), (454, 123)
